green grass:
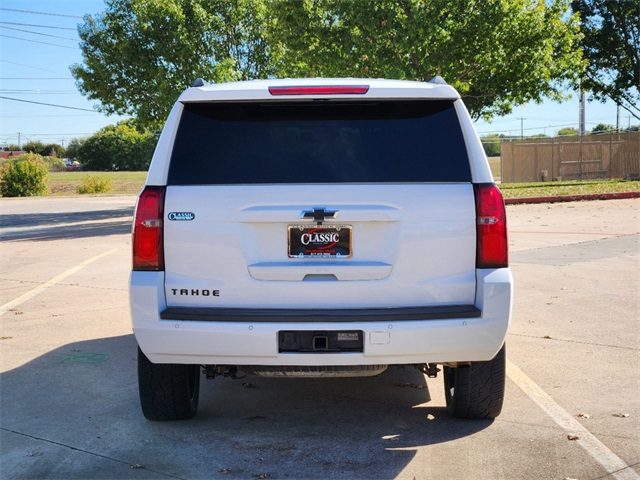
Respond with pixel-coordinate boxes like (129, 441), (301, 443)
(486, 157), (638, 198)
(45, 171), (639, 200)
(488, 156), (501, 180)
(500, 179), (640, 199)
(48, 171), (146, 196)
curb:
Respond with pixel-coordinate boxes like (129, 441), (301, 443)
(505, 191), (640, 205)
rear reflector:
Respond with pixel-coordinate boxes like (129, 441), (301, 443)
(268, 85), (369, 96)
(474, 184), (508, 268)
(132, 186), (165, 271)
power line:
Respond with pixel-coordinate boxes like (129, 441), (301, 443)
(477, 122), (581, 135)
(0, 8), (83, 19)
(0, 78), (72, 80)
(0, 60), (60, 73)
(1, 92), (81, 95)
(0, 25), (78, 41)
(0, 96), (98, 112)
(2, 93), (80, 96)
(0, 21), (77, 31)
(0, 34), (78, 49)
(12, 132), (93, 136)
(1, 89), (78, 92)
(1, 115), (98, 118)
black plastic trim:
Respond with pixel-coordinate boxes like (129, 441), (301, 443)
(160, 305), (481, 323)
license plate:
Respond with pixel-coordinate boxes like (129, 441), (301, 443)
(288, 225), (352, 258)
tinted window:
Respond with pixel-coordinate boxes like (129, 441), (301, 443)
(168, 101), (471, 184)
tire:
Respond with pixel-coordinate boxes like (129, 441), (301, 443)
(137, 347), (200, 421)
(443, 344), (506, 419)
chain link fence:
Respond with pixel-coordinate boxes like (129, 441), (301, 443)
(500, 132), (640, 183)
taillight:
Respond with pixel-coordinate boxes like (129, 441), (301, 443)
(132, 186), (165, 271)
(268, 85), (369, 96)
(474, 184), (508, 268)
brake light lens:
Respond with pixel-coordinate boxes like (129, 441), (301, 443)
(475, 184), (508, 268)
(268, 85), (369, 96)
(132, 186), (165, 271)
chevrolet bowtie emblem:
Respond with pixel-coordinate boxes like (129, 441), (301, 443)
(301, 208), (339, 224)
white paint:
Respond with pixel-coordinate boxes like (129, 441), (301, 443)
(507, 360), (639, 480)
(0, 248), (121, 317)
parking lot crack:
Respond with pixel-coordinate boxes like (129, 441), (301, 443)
(593, 461), (640, 480)
(0, 427), (185, 479)
(508, 333), (639, 351)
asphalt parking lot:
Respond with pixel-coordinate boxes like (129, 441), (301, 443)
(1, 195), (638, 480)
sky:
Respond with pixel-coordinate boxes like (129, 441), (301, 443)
(0, 0), (635, 150)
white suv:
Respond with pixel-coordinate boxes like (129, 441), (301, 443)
(130, 77), (512, 421)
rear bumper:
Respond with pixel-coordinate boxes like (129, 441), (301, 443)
(129, 268), (512, 365)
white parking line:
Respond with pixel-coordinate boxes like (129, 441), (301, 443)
(507, 360), (640, 480)
(0, 248), (121, 317)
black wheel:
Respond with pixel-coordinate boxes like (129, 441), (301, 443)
(137, 346), (200, 421)
(443, 344), (505, 419)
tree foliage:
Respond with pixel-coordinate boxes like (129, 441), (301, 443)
(23, 141), (66, 158)
(558, 127), (579, 136)
(76, 120), (158, 171)
(71, 0), (276, 126)
(481, 135), (502, 156)
(591, 123), (615, 134)
(65, 138), (83, 161)
(270, 0), (584, 120)
(22, 141), (45, 155)
(72, 0), (584, 123)
(571, 0), (640, 120)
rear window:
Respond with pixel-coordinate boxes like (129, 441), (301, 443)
(168, 100), (471, 185)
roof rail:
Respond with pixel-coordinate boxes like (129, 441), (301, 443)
(191, 78), (209, 88)
(428, 76), (447, 85)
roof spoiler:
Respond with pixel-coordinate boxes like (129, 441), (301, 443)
(191, 78), (209, 88)
(428, 76), (447, 85)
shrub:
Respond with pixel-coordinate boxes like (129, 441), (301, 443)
(42, 156), (67, 172)
(0, 157), (48, 197)
(5, 153), (66, 172)
(77, 175), (113, 194)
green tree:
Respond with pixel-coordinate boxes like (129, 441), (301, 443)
(77, 120), (158, 171)
(571, 0), (640, 120)
(558, 127), (578, 136)
(591, 123), (615, 134)
(22, 141), (46, 155)
(65, 138), (83, 160)
(42, 144), (66, 158)
(72, 0), (584, 124)
(22, 141), (66, 158)
(270, 0), (585, 120)
(71, 0), (277, 126)
(481, 135), (501, 156)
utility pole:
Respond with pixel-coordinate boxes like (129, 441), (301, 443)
(518, 117), (526, 140)
(579, 90), (586, 136)
(17, 132), (22, 149)
(616, 104), (620, 133)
